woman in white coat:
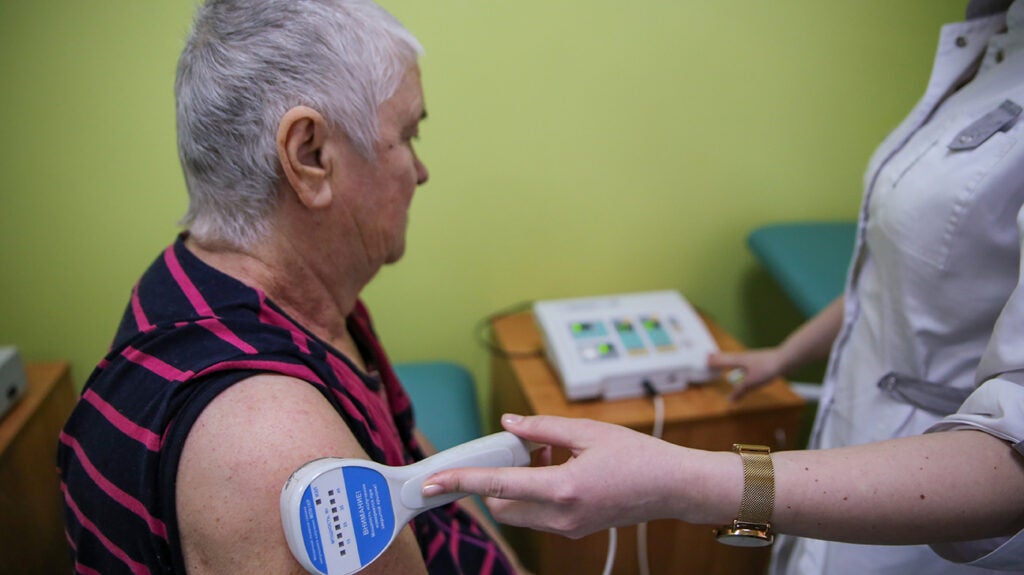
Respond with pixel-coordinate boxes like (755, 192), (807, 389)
(425, 1), (1024, 572)
(711, 0), (1024, 571)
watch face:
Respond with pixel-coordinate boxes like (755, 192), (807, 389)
(715, 527), (774, 547)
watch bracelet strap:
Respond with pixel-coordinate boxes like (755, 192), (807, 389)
(735, 443), (774, 525)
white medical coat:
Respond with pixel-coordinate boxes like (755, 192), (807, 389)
(772, 2), (1024, 573)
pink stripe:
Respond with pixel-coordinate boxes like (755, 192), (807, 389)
(425, 532), (446, 564)
(163, 245), (214, 317)
(130, 283), (153, 333)
(258, 298), (311, 354)
(60, 433), (168, 539)
(164, 247), (258, 355)
(448, 516), (461, 560)
(479, 543), (497, 575)
(194, 360), (324, 385)
(61, 482), (153, 575)
(326, 353), (354, 381)
(195, 318), (258, 354)
(122, 346), (194, 382)
(82, 390), (161, 451)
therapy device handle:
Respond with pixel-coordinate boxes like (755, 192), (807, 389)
(399, 431), (533, 510)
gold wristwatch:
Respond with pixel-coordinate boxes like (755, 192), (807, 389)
(714, 443), (775, 547)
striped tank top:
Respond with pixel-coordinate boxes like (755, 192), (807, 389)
(57, 234), (514, 575)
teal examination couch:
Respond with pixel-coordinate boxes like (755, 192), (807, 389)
(747, 221), (857, 318)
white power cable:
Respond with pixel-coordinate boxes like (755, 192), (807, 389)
(650, 393), (664, 440)
(637, 392), (665, 575)
(602, 527), (618, 575)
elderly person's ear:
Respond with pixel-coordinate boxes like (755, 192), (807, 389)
(277, 106), (332, 209)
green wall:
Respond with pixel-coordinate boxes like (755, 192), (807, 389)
(0, 1), (965, 426)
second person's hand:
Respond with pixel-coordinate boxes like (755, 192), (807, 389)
(707, 348), (786, 400)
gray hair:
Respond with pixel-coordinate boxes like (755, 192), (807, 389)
(175, 0), (423, 248)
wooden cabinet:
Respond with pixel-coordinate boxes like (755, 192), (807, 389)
(489, 313), (804, 575)
(0, 362), (75, 575)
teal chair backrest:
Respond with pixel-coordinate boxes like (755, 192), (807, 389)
(394, 361), (483, 451)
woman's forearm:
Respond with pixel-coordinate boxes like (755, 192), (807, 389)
(676, 429), (1024, 545)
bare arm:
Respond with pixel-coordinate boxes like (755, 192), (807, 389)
(177, 375), (428, 575)
(769, 429), (1024, 544)
(709, 296), (844, 399)
(424, 414), (1024, 545)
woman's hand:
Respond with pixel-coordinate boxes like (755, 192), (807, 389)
(421, 414), (733, 538)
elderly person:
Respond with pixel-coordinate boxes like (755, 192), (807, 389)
(57, 1), (525, 573)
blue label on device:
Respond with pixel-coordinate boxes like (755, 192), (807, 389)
(343, 466), (395, 566)
(299, 487), (328, 574)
